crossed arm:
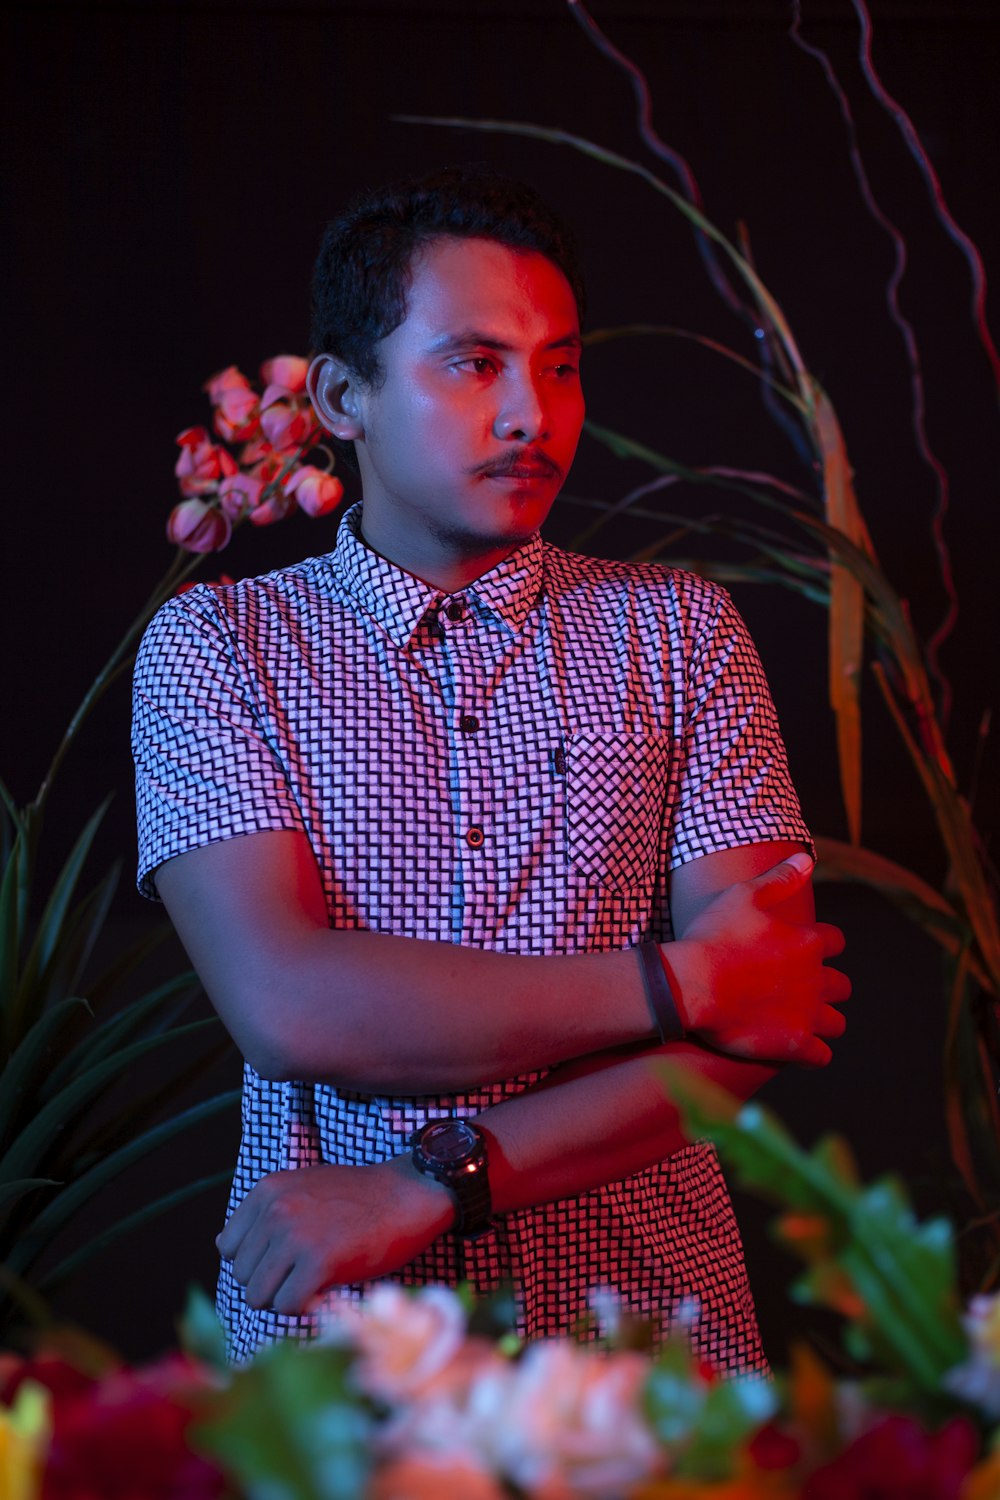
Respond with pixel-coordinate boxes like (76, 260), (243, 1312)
(156, 829), (849, 1314)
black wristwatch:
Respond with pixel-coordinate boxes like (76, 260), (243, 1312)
(410, 1117), (493, 1238)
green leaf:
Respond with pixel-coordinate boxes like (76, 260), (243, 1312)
(195, 1338), (372, 1500)
(42, 970), (203, 1102)
(644, 1337), (777, 1481)
(0, 1017), (219, 1184)
(83, 920), (175, 1011)
(31, 861), (121, 1012)
(6, 1089), (240, 1275)
(0, 1176), (60, 1211)
(0, 829), (28, 1044)
(0, 995), (92, 1145)
(178, 1285), (230, 1373)
(662, 1066), (966, 1396)
(34, 1169), (233, 1295)
(11, 799), (110, 1039)
(678, 1375), (777, 1480)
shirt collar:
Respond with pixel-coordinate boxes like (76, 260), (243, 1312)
(328, 503), (543, 649)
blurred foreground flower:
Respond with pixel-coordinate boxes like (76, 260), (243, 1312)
(166, 356), (344, 553)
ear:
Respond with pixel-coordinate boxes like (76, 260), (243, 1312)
(307, 353), (366, 441)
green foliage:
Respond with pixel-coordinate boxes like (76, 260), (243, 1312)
(404, 21), (1000, 1269)
(195, 1337), (373, 1500)
(664, 1067), (968, 1402)
(0, 549), (239, 1336)
(645, 1336), (777, 1480)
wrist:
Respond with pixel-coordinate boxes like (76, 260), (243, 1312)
(656, 939), (704, 1036)
(384, 1152), (456, 1237)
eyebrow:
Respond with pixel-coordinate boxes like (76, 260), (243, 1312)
(427, 329), (583, 354)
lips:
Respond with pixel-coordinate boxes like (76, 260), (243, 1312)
(478, 452), (561, 481)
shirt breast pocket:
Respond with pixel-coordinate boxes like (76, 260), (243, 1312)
(564, 730), (670, 893)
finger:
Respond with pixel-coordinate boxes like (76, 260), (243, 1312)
(822, 967), (852, 1004)
(816, 922), (847, 958)
(243, 1244), (298, 1310)
(815, 1003), (847, 1039)
(217, 1208), (249, 1260)
(271, 1260), (329, 1316)
(750, 851), (814, 910)
(794, 1034), (833, 1069)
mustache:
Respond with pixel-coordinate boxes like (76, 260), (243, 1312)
(473, 449), (562, 480)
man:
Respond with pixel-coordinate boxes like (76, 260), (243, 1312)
(133, 167), (849, 1369)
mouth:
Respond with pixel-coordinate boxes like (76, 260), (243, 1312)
(477, 452), (561, 482)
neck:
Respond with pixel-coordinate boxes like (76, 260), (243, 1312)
(359, 517), (525, 594)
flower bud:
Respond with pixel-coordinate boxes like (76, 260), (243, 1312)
(204, 365), (252, 405)
(283, 465), (344, 517)
(259, 386), (316, 454)
(218, 472), (266, 522)
(213, 384), (260, 444)
(260, 355), (309, 393)
(167, 498), (232, 553)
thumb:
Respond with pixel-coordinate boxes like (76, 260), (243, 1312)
(750, 850), (814, 909)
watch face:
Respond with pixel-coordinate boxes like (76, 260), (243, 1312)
(420, 1118), (479, 1164)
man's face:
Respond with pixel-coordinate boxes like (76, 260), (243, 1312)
(352, 235), (585, 583)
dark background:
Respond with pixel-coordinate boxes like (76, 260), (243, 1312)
(2, 0), (998, 1361)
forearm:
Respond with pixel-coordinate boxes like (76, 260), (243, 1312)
(249, 927), (652, 1090)
(476, 1041), (775, 1214)
(156, 834), (655, 1090)
(158, 832), (846, 1092)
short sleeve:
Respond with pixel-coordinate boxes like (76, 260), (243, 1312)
(666, 583), (812, 868)
(132, 589), (305, 899)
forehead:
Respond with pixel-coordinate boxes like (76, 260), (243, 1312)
(396, 235), (580, 345)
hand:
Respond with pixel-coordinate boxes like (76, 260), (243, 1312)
(665, 853), (850, 1067)
(216, 1156), (455, 1315)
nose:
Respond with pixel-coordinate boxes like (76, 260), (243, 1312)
(493, 377), (548, 442)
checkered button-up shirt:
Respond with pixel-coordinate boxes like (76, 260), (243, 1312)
(133, 503), (810, 1367)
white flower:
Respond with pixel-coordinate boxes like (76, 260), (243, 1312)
(944, 1292), (1000, 1418)
(379, 1344), (514, 1471)
(319, 1284), (469, 1403)
(490, 1340), (662, 1497)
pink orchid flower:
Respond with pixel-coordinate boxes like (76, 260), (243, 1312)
(259, 385), (316, 454)
(248, 489), (295, 527)
(239, 433), (273, 466)
(203, 365), (252, 405)
(283, 465), (344, 517)
(212, 384), (261, 444)
(218, 471), (267, 522)
(167, 498), (232, 553)
(260, 355), (309, 393)
(174, 428), (238, 496)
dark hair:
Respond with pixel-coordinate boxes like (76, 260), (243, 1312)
(309, 165), (586, 389)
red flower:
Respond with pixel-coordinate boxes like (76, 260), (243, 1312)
(0, 1353), (100, 1408)
(212, 383), (260, 444)
(174, 428), (238, 497)
(40, 1358), (227, 1500)
(748, 1420), (802, 1471)
(801, 1414), (980, 1500)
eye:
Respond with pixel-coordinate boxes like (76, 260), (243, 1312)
(455, 356), (497, 376)
(549, 362), (580, 380)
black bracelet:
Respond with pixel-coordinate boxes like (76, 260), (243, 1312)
(636, 942), (686, 1043)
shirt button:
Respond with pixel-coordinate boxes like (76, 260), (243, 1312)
(459, 714), (480, 733)
(446, 600), (465, 622)
(466, 825), (485, 849)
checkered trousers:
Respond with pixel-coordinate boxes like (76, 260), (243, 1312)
(133, 503), (810, 1367)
